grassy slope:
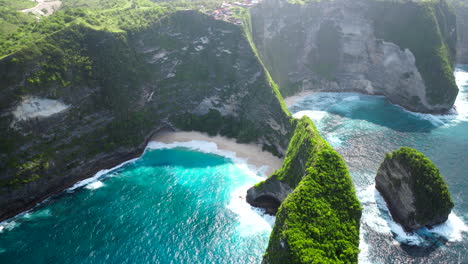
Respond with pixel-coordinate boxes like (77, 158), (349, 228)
(367, 0), (458, 106)
(261, 118), (362, 264)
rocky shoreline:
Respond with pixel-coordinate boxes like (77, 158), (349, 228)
(0, 126), (164, 222)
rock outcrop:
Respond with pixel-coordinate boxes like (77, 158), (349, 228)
(0, 10), (292, 221)
(247, 117), (362, 264)
(249, 0), (458, 113)
(375, 147), (454, 230)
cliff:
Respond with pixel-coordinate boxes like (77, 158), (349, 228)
(375, 147), (454, 230)
(247, 117), (362, 264)
(249, 0), (458, 113)
(450, 0), (468, 63)
(0, 9), (292, 221)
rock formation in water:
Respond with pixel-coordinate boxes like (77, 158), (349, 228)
(247, 117), (362, 264)
(375, 147), (454, 230)
(249, 0), (458, 113)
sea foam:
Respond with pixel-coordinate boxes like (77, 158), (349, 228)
(147, 140), (276, 231)
(358, 184), (468, 247)
(68, 157), (139, 191)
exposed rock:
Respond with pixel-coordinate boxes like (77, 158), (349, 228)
(249, 118), (361, 264)
(375, 147), (454, 230)
(0, 11), (292, 221)
(246, 176), (292, 215)
(11, 96), (69, 128)
(249, 0), (458, 113)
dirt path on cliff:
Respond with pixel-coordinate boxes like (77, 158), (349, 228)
(21, 0), (62, 17)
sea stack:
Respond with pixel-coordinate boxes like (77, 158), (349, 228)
(375, 147), (454, 231)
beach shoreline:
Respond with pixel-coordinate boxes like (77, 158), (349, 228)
(151, 131), (283, 176)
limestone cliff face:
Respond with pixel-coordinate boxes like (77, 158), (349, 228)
(0, 11), (292, 221)
(375, 147), (454, 231)
(249, 0), (458, 113)
(454, 3), (468, 63)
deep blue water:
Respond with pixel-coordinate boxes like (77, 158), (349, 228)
(0, 146), (272, 263)
(289, 65), (468, 263)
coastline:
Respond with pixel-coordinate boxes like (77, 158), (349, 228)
(150, 131), (283, 176)
(0, 129), (282, 224)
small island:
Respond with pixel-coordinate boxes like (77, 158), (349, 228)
(375, 147), (454, 231)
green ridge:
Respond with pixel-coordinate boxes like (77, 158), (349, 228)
(255, 117), (362, 264)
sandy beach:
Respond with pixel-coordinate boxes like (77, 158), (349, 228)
(151, 131), (283, 176)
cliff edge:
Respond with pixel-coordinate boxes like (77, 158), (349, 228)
(249, 0), (458, 113)
(247, 117), (362, 264)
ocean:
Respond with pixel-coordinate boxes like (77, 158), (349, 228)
(1, 66), (467, 264)
(0, 141), (273, 263)
(289, 65), (468, 263)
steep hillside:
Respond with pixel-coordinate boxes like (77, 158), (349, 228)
(249, 0), (458, 113)
(247, 117), (362, 264)
(450, 0), (468, 63)
(0, 9), (292, 221)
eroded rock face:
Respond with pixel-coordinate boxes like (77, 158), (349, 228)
(250, 0), (458, 113)
(246, 177), (292, 215)
(375, 147), (454, 230)
(0, 11), (292, 221)
(455, 4), (468, 64)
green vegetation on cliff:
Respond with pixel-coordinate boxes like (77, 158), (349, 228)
(260, 117), (362, 264)
(0, 2), (292, 193)
(367, 0), (458, 106)
(383, 147), (454, 224)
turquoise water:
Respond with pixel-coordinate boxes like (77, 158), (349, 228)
(289, 65), (468, 263)
(1, 67), (467, 264)
(0, 144), (272, 263)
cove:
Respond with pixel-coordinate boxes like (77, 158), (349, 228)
(0, 143), (272, 263)
(289, 65), (468, 263)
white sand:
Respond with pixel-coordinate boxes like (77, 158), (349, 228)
(151, 131), (283, 176)
(284, 90), (315, 107)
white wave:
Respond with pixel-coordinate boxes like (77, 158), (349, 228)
(147, 140), (267, 178)
(227, 184), (274, 237)
(326, 133), (343, 148)
(292, 110), (327, 122)
(451, 67), (468, 122)
(455, 66), (468, 87)
(23, 209), (51, 220)
(148, 139), (276, 236)
(0, 221), (19, 233)
(358, 230), (372, 264)
(67, 157), (139, 191)
(359, 184), (468, 247)
(358, 185), (392, 235)
(85, 181), (104, 190)
(429, 213), (468, 242)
